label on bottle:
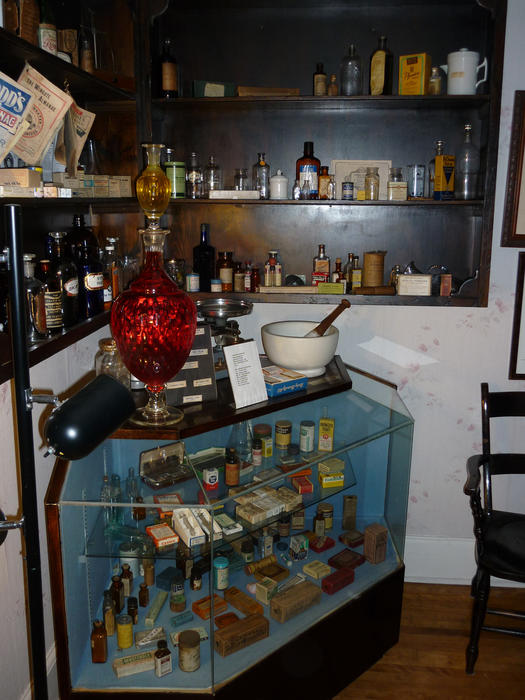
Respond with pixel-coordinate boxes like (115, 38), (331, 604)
(313, 258), (330, 274)
(314, 74), (327, 96)
(370, 50), (386, 95)
(155, 651), (172, 677)
(44, 291), (62, 328)
(103, 282), (113, 303)
(299, 165), (318, 194)
(84, 272), (104, 291)
(64, 277), (79, 296)
(219, 267), (233, 285)
(162, 62), (178, 92)
(38, 25), (57, 55)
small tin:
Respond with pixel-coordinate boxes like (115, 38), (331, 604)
(178, 629), (201, 672)
(210, 278), (222, 292)
(317, 502), (334, 531)
(405, 164), (425, 198)
(275, 420), (292, 450)
(213, 556), (229, 590)
(116, 614), (133, 649)
(299, 420), (315, 453)
(342, 181), (354, 200)
(185, 273), (200, 292)
(203, 466), (219, 491)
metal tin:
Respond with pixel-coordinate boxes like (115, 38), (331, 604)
(116, 614), (133, 649)
(299, 420), (315, 452)
(317, 502), (334, 530)
(213, 556), (229, 590)
(275, 420), (292, 449)
(210, 278), (222, 292)
(165, 161), (186, 198)
(185, 273), (200, 292)
(342, 181), (354, 200)
(178, 629), (201, 672)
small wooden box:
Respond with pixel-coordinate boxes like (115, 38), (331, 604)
(339, 529), (364, 548)
(192, 594), (228, 620)
(364, 523), (388, 564)
(215, 612), (240, 629)
(270, 580), (321, 623)
(214, 614), (269, 657)
(224, 586), (264, 616)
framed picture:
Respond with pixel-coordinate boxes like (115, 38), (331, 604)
(509, 253), (525, 379)
(501, 91), (525, 246)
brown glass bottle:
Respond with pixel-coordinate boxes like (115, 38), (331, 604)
(132, 495), (146, 521)
(91, 619), (107, 663)
(111, 574), (124, 613)
(216, 251), (233, 292)
(139, 582), (149, 607)
(369, 35), (393, 95)
(225, 447), (240, 486)
(296, 141), (321, 199)
(127, 596), (138, 624)
(121, 563), (133, 597)
(103, 590), (116, 636)
(155, 639), (173, 677)
(318, 166), (330, 200)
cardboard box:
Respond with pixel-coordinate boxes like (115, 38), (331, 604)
(171, 508), (206, 548)
(318, 471), (344, 489)
(224, 586), (264, 616)
(398, 53), (432, 95)
(318, 457), (345, 474)
(112, 650), (155, 678)
(214, 614), (269, 656)
(397, 274), (432, 296)
(145, 523), (179, 549)
(263, 365), (308, 398)
(0, 168), (42, 188)
(364, 522), (388, 564)
(321, 566), (355, 595)
(256, 576), (279, 604)
(192, 594), (228, 620)
(303, 560), (331, 580)
(270, 580), (321, 623)
(193, 80), (236, 97)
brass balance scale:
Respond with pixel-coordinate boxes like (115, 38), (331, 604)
(195, 298), (253, 374)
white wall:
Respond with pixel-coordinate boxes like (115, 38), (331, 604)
(1, 1), (525, 697)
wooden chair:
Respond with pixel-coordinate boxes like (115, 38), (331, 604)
(463, 382), (525, 674)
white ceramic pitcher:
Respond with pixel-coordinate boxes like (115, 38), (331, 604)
(440, 48), (488, 95)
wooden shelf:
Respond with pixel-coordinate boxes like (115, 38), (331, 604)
(0, 312), (110, 385)
(167, 198), (484, 208)
(0, 28), (134, 102)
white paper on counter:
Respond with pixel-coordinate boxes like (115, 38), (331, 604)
(223, 340), (268, 408)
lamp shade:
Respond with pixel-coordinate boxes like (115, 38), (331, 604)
(44, 374), (135, 460)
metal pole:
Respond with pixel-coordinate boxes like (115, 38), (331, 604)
(4, 204), (49, 700)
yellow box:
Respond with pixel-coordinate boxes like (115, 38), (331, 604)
(318, 472), (344, 488)
(318, 417), (335, 452)
(398, 53), (432, 95)
(0, 168), (42, 188)
(433, 154), (455, 200)
(317, 282), (345, 295)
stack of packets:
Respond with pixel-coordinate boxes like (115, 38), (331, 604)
(318, 456), (345, 488)
(234, 484), (303, 526)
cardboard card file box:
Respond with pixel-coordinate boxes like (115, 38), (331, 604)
(166, 324), (217, 406)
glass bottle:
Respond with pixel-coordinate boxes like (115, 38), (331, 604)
(79, 138), (101, 175)
(203, 155), (222, 195)
(428, 66), (442, 95)
(110, 474), (123, 524)
(94, 338), (130, 386)
(227, 420), (252, 463)
(318, 166), (330, 200)
(155, 639), (173, 677)
(327, 73), (338, 96)
(455, 123), (480, 200)
(44, 231), (79, 333)
(313, 62), (327, 96)
(132, 495), (146, 521)
(225, 446), (240, 486)
(90, 620), (107, 663)
(126, 466), (139, 501)
(233, 261), (244, 292)
(193, 223), (216, 292)
(216, 251), (233, 292)
(111, 574), (124, 614)
(100, 473), (112, 527)
(110, 228), (197, 426)
(160, 38), (178, 98)
(313, 244), (330, 276)
(352, 255), (362, 290)
(77, 241), (104, 319)
(292, 180), (301, 200)
(328, 175), (337, 200)
(139, 582), (149, 607)
(332, 257), (343, 283)
(38, 0), (57, 54)
(343, 253), (354, 292)
(103, 589), (116, 636)
(121, 563), (133, 597)
(102, 242), (122, 309)
(365, 167), (380, 200)
(135, 144), (171, 228)
(369, 35), (393, 95)
(68, 214), (98, 262)
(428, 140), (444, 199)
(244, 261), (252, 291)
(186, 152), (203, 199)
(296, 141), (321, 199)
(340, 44), (363, 96)
(23, 254), (47, 343)
(270, 250), (282, 287)
(252, 152), (270, 199)
(79, 26), (95, 74)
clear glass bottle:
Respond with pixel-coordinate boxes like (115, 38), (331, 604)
(193, 223), (215, 292)
(100, 474), (112, 526)
(252, 152), (270, 199)
(110, 474), (123, 524)
(136, 143), (171, 228)
(428, 140), (444, 198)
(23, 254), (47, 343)
(94, 338), (130, 386)
(227, 420), (252, 463)
(186, 152), (203, 199)
(126, 466), (139, 501)
(292, 179), (301, 200)
(365, 167), (380, 200)
(296, 141), (321, 199)
(340, 44), (363, 96)
(428, 66), (442, 95)
(313, 62), (327, 96)
(313, 244), (330, 276)
(234, 168), (249, 190)
(328, 175), (337, 200)
(369, 35), (393, 95)
(455, 123), (480, 200)
(203, 155), (222, 195)
(343, 252), (354, 292)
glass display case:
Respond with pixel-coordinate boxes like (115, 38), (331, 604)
(45, 359), (413, 698)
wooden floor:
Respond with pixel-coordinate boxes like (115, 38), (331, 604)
(334, 583), (525, 700)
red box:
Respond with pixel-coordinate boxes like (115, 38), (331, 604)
(321, 566), (355, 594)
(309, 535), (335, 553)
(292, 476), (313, 494)
(327, 548), (365, 570)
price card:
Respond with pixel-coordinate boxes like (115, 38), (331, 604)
(223, 340), (268, 408)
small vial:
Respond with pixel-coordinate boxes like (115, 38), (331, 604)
(252, 438), (263, 466)
(139, 582), (149, 607)
(155, 639), (173, 677)
(127, 596), (138, 624)
(91, 620), (107, 663)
